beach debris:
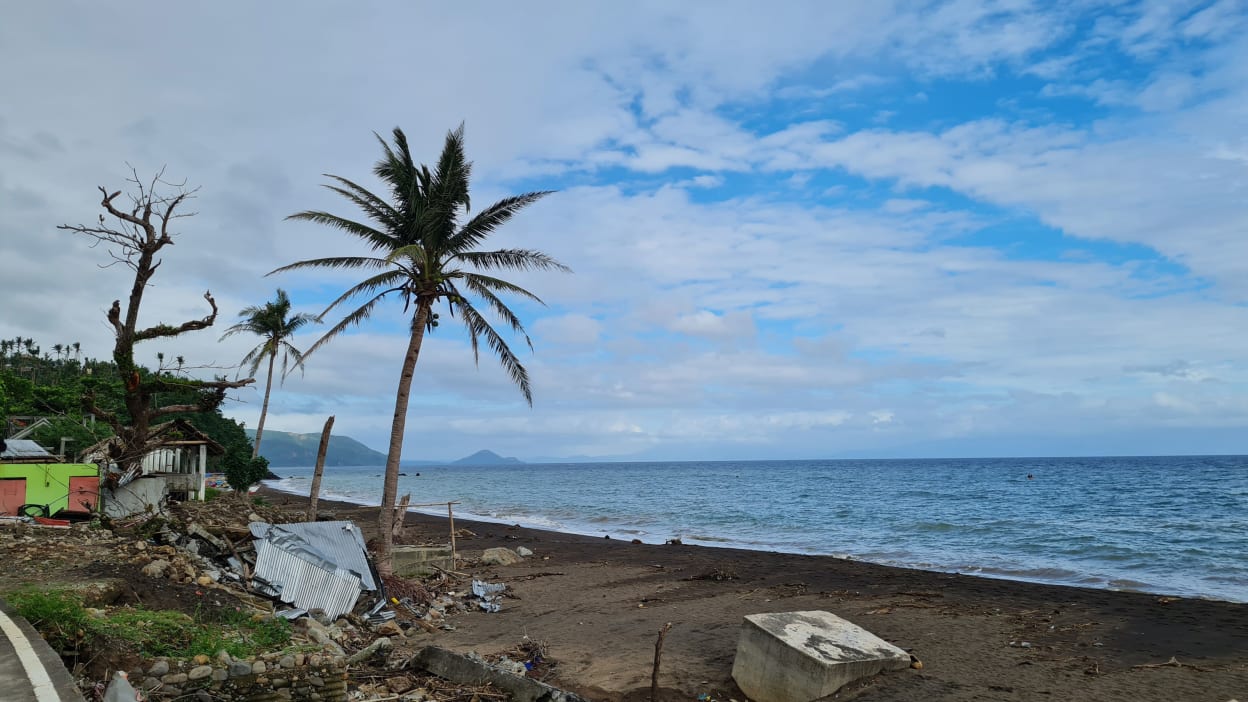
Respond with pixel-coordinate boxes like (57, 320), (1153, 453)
(409, 646), (590, 702)
(691, 567), (738, 582)
(481, 546), (523, 566)
(471, 579), (507, 612)
(103, 670), (144, 702)
(346, 636), (393, 665)
(732, 611), (911, 702)
(651, 622), (673, 702)
(249, 520), (381, 620)
(1131, 656), (1214, 672)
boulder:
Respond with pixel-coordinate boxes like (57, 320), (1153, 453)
(481, 547), (522, 566)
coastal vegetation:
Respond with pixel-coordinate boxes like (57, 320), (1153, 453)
(220, 289), (317, 458)
(0, 336), (257, 481)
(271, 125), (569, 573)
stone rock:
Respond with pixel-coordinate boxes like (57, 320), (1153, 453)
(375, 621), (403, 637)
(481, 547), (522, 566)
(387, 677), (415, 694)
(346, 637), (393, 665)
(141, 559), (170, 577)
(279, 655), (296, 669)
(516, 546), (534, 558)
(147, 660), (169, 676)
(192, 654), (211, 666)
(229, 660), (254, 677)
(188, 665), (212, 680)
(161, 672), (188, 685)
(134, 540), (147, 551)
(196, 575), (212, 586)
(194, 692), (212, 702)
(731, 611), (910, 702)
(211, 669), (228, 682)
(252, 660), (267, 674)
(216, 650), (232, 665)
(141, 676), (162, 691)
(294, 653), (306, 666)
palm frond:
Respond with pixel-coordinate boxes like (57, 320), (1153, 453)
(460, 276), (534, 351)
(285, 210), (391, 249)
(302, 293), (388, 361)
(455, 248), (571, 273)
(267, 256), (391, 277)
(458, 272), (546, 304)
(458, 300), (533, 406)
(448, 191), (553, 253)
(323, 175), (402, 233)
(320, 269), (408, 319)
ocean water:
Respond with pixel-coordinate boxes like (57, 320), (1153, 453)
(265, 455), (1248, 602)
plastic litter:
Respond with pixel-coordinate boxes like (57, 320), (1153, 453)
(103, 670), (143, 702)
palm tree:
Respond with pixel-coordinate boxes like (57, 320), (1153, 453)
(220, 289), (316, 458)
(271, 125), (568, 573)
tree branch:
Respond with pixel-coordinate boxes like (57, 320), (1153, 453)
(133, 291), (220, 341)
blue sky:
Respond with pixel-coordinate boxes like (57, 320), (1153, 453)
(2, 1), (1247, 460)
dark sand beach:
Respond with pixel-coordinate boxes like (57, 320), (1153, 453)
(261, 487), (1248, 701)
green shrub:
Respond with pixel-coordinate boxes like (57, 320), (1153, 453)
(9, 589), (291, 659)
(224, 455), (270, 492)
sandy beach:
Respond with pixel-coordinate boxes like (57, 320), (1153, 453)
(260, 487), (1248, 701)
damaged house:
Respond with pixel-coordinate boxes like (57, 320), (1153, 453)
(79, 418), (221, 517)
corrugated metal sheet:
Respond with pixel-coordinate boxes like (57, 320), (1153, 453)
(258, 521), (376, 591)
(0, 439), (54, 460)
(252, 535), (363, 619)
(249, 520), (376, 620)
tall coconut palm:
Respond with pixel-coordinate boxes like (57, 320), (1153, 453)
(220, 289), (316, 458)
(271, 125), (568, 574)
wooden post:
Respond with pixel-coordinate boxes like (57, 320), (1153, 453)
(448, 501), (457, 565)
(306, 415), (334, 521)
(393, 493), (410, 539)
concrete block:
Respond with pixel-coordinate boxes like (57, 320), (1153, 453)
(731, 610), (909, 702)
(412, 646), (588, 702)
(392, 545), (454, 577)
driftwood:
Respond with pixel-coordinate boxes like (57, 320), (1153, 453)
(651, 622), (673, 702)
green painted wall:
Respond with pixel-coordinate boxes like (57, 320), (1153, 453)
(0, 463), (99, 515)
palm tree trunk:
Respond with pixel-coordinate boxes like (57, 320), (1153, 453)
(253, 347), (277, 458)
(376, 299), (432, 575)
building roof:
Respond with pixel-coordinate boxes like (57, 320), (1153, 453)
(78, 418), (225, 463)
(0, 438), (56, 462)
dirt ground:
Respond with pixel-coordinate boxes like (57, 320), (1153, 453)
(4, 493), (1247, 701)
(270, 490), (1248, 702)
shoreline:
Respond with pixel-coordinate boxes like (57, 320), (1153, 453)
(261, 479), (1237, 603)
(257, 485), (1248, 700)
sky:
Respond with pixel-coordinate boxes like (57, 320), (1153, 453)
(2, 1), (1247, 461)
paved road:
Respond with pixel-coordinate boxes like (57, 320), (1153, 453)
(0, 598), (85, 702)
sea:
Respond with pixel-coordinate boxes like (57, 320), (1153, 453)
(265, 455), (1248, 603)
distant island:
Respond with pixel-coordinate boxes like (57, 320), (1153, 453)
(250, 429), (524, 468)
(452, 449), (524, 466)
(249, 429), (387, 467)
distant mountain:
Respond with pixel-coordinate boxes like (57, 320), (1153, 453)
(453, 449), (524, 466)
(248, 428), (387, 467)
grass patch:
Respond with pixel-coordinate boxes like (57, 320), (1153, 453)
(8, 590), (292, 659)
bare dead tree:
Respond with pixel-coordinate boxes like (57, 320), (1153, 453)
(58, 168), (254, 480)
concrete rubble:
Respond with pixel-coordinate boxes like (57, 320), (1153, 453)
(731, 610), (911, 702)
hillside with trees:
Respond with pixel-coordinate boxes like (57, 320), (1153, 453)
(0, 337), (255, 478)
